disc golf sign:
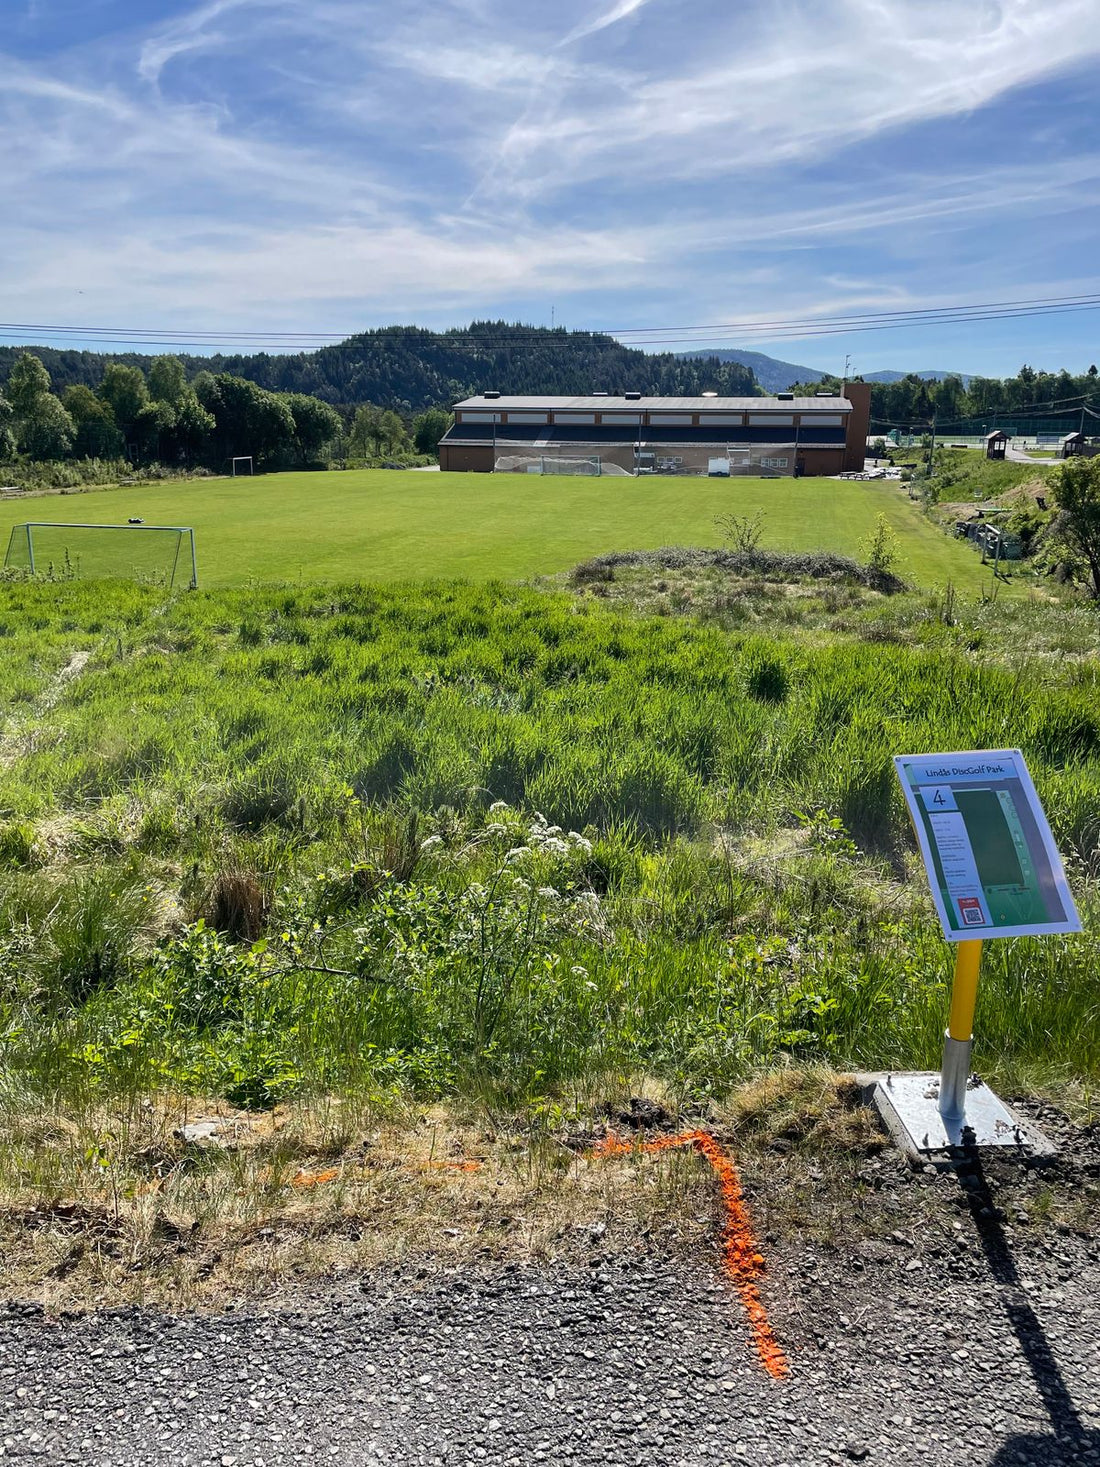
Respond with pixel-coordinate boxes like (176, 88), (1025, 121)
(894, 749), (1081, 940)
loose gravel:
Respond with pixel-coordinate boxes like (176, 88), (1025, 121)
(4, 1214), (1098, 1465)
(4, 1106), (1099, 1465)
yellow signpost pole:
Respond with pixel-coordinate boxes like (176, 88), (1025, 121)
(939, 939), (983, 1121)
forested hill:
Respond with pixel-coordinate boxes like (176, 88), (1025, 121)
(0, 324), (759, 411)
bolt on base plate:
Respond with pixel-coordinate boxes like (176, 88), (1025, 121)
(870, 1072), (1056, 1163)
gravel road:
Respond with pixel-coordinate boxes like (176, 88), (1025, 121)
(4, 1223), (1099, 1463)
(4, 1131), (1099, 1466)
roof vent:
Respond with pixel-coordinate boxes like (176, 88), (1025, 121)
(702, 390), (718, 397)
(815, 390), (833, 398)
(483, 390), (501, 400)
(776, 392), (795, 401)
(592, 391), (609, 397)
(624, 391), (642, 400)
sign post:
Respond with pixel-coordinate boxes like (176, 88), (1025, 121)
(873, 750), (1081, 1159)
(940, 939), (982, 1122)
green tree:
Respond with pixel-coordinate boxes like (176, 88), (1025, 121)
(0, 389), (14, 460)
(1053, 456), (1100, 597)
(349, 404), (410, 459)
(148, 355), (187, 405)
(201, 374), (296, 470)
(18, 395), (75, 460)
(170, 391), (216, 463)
(191, 370), (217, 407)
(132, 399), (178, 461)
(6, 352), (53, 417)
(284, 393), (343, 464)
(62, 385), (125, 459)
(412, 408), (452, 455)
(98, 363), (149, 436)
(6, 353), (74, 460)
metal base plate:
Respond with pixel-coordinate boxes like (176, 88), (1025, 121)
(871, 1072), (1056, 1162)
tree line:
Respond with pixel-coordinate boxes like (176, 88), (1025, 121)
(0, 353), (453, 476)
(0, 322), (759, 414)
(790, 364), (1100, 431)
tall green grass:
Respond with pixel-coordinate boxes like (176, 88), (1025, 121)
(0, 577), (1098, 1111)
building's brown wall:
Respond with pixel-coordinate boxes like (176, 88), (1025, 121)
(439, 443), (494, 472)
(440, 439), (848, 476)
(797, 448), (845, 476)
(842, 383), (871, 471)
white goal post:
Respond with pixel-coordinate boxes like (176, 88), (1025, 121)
(3, 522), (198, 590)
(231, 456), (254, 476)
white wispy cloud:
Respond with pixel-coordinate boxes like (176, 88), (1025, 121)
(490, 0), (1100, 193)
(556, 0), (653, 47)
(0, 0), (1098, 367)
(137, 0), (273, 84)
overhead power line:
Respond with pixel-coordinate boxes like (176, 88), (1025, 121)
(1, 291), (1099, 353)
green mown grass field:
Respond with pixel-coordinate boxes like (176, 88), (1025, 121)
(0, 468), (999, 591)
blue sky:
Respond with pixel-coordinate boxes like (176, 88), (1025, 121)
(2, 0), (1099, 376)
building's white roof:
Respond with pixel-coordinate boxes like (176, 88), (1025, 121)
(455, 395), (852, 413)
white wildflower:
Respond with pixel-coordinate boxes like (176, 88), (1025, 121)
(489, 800), (511, 813)
(505, 847), (528, 864)
(419, 834), (444, 852)
(536, 885), (560, 900)
(570, 964), (589, 978)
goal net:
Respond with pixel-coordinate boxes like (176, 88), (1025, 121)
(494, 453), (608, 476)
(231, 457), (254, 476)
(4, 523), (197, 590)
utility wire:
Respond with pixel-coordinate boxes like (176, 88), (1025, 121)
(2, 291), (1100, 352)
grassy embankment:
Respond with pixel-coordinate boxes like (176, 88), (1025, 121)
(0, 522), (1096, 1302)
(0, 466), (1006, 593)
(890, 446), (1053, 505)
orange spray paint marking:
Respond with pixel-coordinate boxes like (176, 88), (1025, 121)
(591, 1130), (789, 1379)
(290, 1166), (341, 1190)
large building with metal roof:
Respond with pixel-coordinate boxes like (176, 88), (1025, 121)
(438, 385), (871, 476)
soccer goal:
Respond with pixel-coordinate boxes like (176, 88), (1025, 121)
(231, 457), (254, 476)
(4, 523), (198, 590)
(534, 455), (603, 476)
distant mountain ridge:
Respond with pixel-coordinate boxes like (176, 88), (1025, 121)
(677, 348), (970, 392)
(0, 324), (759, 412)
(863, 369), (972, 386)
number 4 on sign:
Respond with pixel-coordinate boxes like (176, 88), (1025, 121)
(920, 785), (957, 813)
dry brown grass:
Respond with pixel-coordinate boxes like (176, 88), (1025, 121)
(0, 1087), (722, 1312)
(12, 1068), (1086, 1316)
